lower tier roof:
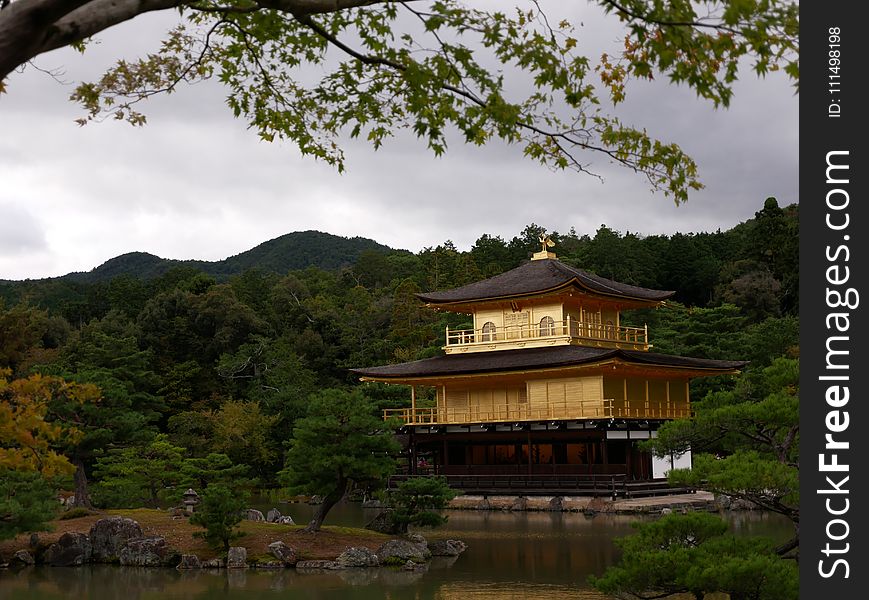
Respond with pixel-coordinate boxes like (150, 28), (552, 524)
(352, 346), (747, 381)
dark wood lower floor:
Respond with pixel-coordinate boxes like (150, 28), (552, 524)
(387, 473), (691, 498)
(400, 427), (656, 481)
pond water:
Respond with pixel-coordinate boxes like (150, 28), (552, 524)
(0, 503), (793, 600)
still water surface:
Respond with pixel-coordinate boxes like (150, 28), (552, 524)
(0, 503), (792, 600)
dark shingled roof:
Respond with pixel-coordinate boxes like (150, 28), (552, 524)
(416, 259), (674, 304)
(352, 346), (747, 379)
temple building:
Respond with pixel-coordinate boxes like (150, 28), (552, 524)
(352, 238), (745, 490)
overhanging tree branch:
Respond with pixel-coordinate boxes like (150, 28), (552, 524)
(3, 0), (790, 201)
(599, 0), (742, 34)
(294, 11), (654, 180)
(0, 0), (399, 82)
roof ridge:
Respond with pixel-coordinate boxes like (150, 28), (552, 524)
(352, 344), (747, 378)
(416, 255), (674, 304)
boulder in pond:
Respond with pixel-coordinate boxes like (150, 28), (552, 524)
(177, 554), (201, 569)
(11, 550), (35, 566)
(119, 536), (178, 567)
(267, 541), (297, 566)
(227, 546), (247, 568)
(203, 558), (224, 569)
(89, 517), (143, 563)
(266, 508), (281, 523)
(427, 539), (467, 557)
(402, 559), (427, 571)
(376, 539), (430, 564)
(336, 547), (379, 568)
(44, 532), (92, 566)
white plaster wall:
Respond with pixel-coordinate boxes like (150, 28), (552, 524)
(652, 450), (692, 479)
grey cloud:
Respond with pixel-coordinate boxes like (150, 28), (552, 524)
(0, 204), (47, 255)
(0, 3), (798, 279)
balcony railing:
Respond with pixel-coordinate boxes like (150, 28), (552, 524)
(444, 318), (648, 351)
(383, 399), (689, 426)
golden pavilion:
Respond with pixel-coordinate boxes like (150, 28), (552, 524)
(353, 238), (745, 490)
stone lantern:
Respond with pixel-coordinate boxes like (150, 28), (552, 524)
(182, 488), (200, 514)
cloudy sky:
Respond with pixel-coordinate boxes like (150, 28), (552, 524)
(0, 3), (798, 281)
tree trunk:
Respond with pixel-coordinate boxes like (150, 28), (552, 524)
(775, 533), (799, 557)
(303, 482), (346, 533)
(71, 458), (93, 509)
(0, 0), (393, 83)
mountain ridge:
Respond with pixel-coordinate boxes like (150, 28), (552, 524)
(4, 230), (401, 284)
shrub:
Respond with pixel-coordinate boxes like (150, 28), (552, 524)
(189, 484), (249, 550)
(58, 507), (94, 520)
(386, 476), (457, 534)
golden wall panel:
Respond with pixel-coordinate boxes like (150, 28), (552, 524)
(526, 376), (604, 419)
(474, 308), (503, 330)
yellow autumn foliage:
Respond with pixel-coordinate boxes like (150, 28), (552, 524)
(0, 369), (100, 477)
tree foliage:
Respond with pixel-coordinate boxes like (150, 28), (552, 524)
(0, 371), (99, 537)
(650, 358), (799, 557)
(597, 0), (799, 105)
(190, 483), (249, 550)
(93, 431), (253, 509)
(2, 1), (797, 203)
(181, 452), (252, 490)
(385, 476), (457, 533)
(0, 371), (94, 477)
(92, 433), (187, 508)
(280, 388), (399, 532)
(0, 468), (60, 540)
(590, 512), (798, 600)
(0, 303), (69, 377)
(209, 399), (278, 473)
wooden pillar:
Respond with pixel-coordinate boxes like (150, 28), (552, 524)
(527, 428), (533, 475)
(442, 385), (447, 423)
(665, 381), (670, 418)
(579, 305), (584, 336)
(644, 380), (649, 417)
(411, 385), (416, 420)
(623, 378), (628, 417)
(409, 427), (417, 475)
(625, 431), (632, 479)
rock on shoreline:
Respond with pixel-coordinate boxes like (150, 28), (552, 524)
(445, 492), (718, 514)
(4, 516), (466, 573)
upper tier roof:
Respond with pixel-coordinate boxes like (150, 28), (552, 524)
(352, 346), (747, 380)
(416, 258), (674, 305)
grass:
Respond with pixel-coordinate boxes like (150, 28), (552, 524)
(57, 508), (96, 520)
(0, 508), (391, 563)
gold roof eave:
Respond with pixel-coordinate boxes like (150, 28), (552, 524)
(358, 358), (743, 386)
(421, 279), (668, 311)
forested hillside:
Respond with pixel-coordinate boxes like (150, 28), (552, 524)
(1, 230), (397, 287)
(1, 197), (797, 506)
